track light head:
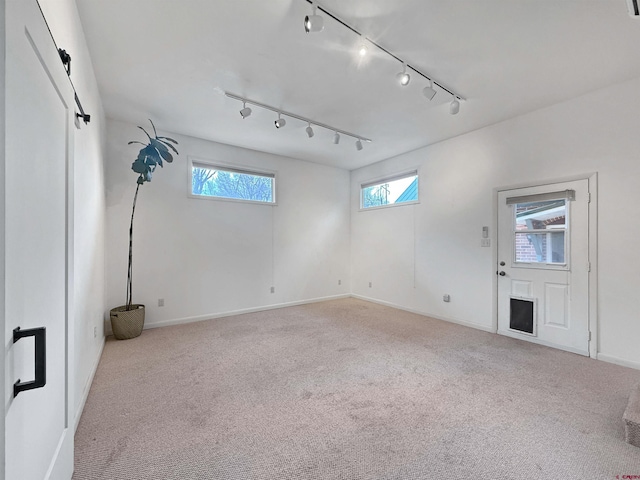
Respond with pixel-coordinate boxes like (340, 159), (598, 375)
(333, 132), (340, 145)
(396, 64), (410, 86)
(355, 138), (363, 151)
(239, 102), (252, 119)
(422, 81), (437, 101)
(275, 113), (286, 128)
(304, 5), (324, 33)
(306, 123), (314, 138)
(449, 97), (460, 115)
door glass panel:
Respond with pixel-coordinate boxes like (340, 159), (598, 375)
(515, 200), (566, 228)
(515, 232), (565, 263)
(514, 199), (567, 266)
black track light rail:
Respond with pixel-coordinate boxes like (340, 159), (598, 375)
(226, 92), (372, 143)
(304, 0), (464, 100)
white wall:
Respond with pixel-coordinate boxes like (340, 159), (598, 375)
(39, 0), (107, 427)
(351, 76), (640, 369)
(105, 120), (350, 328)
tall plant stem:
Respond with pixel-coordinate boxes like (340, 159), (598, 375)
(126, 183), (141, 310)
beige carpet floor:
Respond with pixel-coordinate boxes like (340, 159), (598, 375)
(74, 298), (640, 479)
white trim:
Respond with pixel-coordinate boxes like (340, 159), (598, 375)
(358, 199), (420, 212)
(351, 294), (496, 333)
(587, 173), (598, 359)
(597, 353), (640, 370)
(74, 337), (105, 432)
(142, 294), (352, 330)
(360, 169), (418, 189)
(44, 428), (73, 480)
(497, 329), (589, 356)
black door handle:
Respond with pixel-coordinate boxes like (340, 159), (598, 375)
(498, 271), (506, 276)
(13, 327), (46, 398)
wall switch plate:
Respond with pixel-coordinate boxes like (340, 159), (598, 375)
(481, 238), (491, 247)
(158, 298), (164, 307)
(482, 226), (489, 238)
(369, 282), (372, 288)
(270, 286), (275, 293)
(338, 279), (341, 285)
(93, 326), (97, 338)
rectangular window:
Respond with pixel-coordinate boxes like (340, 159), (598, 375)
(361, 171), (418, 209)
(513, 199), (567, 265)
(190, 161), (275, 204)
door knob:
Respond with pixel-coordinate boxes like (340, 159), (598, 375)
(498, 271), (506, 276)
(499, 261), (505, 266)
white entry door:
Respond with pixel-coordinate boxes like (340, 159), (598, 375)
(497, 179), (590, 356)
(3, 1), (74, 479)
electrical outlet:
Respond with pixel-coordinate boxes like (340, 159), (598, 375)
(338, 279), (341, 285)
(93, 326), (97, 338)
(270, 286), (275, 293)
(481, 238), (491, 247)
(369, 282), (372, 288)
(158, 298), (164, 307)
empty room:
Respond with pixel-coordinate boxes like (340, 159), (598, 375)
(2, 0), (640, 479)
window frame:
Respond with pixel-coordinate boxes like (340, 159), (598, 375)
(359, 169), (419, 211)
(188, 157), (277, 206)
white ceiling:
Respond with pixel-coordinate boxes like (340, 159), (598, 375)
(75, 0), (640, 170)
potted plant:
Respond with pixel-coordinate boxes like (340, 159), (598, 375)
(109, 120), (179, 339)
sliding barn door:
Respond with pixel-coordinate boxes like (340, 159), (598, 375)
(3, 0), (74, 478)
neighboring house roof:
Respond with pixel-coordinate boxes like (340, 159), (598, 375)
(395, 177), (418, 203)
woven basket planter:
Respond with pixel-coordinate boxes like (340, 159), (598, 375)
(110, 304), (145, 340)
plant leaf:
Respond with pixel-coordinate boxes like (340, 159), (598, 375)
(159, 149), (173, 164)
(149, 119), (158, 138)
(158, 136), (178, 144)
(150, 138), (168, 153)
(160, 140), (179, 155)
(137, 126), (151, 140)
(131, 159), (147, 174)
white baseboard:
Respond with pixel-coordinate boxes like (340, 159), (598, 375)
(497, 328), (589, 356)
(74, 337), (105, 432)
(351, 294), (496, 334)
(143, 294), (352, 330)
(597, 353), (640, 371)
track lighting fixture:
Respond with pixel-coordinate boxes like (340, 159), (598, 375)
(449, 97), (460, 115)
(397, 63), (410, 86)
(300, 1), (464, 113)
(275, 113), (286, 128)
(239, 101), (252, 119)
(226, 92), (372, 148)
(304, 3), (324, 33)
(422, 80), (437, 101)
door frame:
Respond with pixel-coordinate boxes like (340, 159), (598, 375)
(492, 173), (598, 359)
